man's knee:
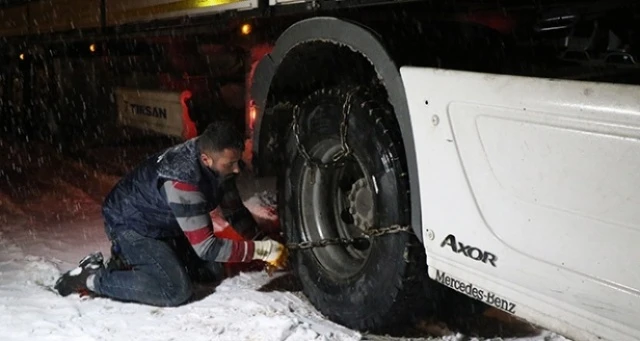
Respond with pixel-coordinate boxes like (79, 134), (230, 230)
(163, 287), (193, 307)
(161, 272), (194, 307)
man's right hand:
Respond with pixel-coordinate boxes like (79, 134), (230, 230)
(253, 239), (288, 269)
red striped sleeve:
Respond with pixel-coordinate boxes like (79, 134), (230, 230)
(183, 226), (214, 245)
(227, 241), (255, 262)
(161, 179), (257, 263)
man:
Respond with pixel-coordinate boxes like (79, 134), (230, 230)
(53, 120), (288, 306)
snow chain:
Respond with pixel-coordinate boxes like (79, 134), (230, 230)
(286, 224), (412, 250)
(286, 87), (413, 251)
(291, 87), (358, 171)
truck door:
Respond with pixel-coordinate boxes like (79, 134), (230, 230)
(401, 66), (640, 340)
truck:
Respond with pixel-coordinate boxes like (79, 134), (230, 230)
(1, 1), (639, 340)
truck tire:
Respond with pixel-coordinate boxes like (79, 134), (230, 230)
(278, 85), (430, 332)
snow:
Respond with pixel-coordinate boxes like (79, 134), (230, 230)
(0, 139), (572, 341)
(0, 203), (361, 341)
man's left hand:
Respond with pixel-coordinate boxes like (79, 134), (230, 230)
(253, 239), (289, 270)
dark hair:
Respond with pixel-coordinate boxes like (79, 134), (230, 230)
(196, 120), (244, 154)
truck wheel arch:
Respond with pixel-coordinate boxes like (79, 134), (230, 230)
(250, 16), (423, 241)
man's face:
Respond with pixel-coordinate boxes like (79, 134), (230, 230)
(201, 148), (243, 179)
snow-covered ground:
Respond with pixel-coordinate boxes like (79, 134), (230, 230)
(0, 137), (572, 341)
(0, 223), (361, 341)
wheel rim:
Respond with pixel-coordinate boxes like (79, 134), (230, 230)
(299, 138), (375, 279)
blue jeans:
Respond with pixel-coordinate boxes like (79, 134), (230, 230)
(93, 227), (223, 307)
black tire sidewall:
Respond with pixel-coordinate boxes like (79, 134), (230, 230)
(280, 87), (417, 328)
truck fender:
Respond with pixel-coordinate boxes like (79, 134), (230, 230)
(250, 16), (423, 241)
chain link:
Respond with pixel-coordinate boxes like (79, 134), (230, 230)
(286, 224), (412, 250)
(291, 87), (358, 170)
(286, 87), (412, 251)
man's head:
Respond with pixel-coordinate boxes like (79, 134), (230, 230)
(196, 120), (245, 179)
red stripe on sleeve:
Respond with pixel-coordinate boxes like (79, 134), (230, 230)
(227, 241), (255, 263)
(243, 241), (255, 262)
(183, 226), (213, 245)
(172, 181), (199, 192)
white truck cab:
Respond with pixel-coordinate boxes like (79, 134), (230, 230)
(403, 67), (640, 341)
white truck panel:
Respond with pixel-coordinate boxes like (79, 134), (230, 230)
(400, 66), (640, 341)
(115, 88), (186, 138)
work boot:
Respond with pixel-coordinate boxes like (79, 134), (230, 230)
(54, 252), (105, 297)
